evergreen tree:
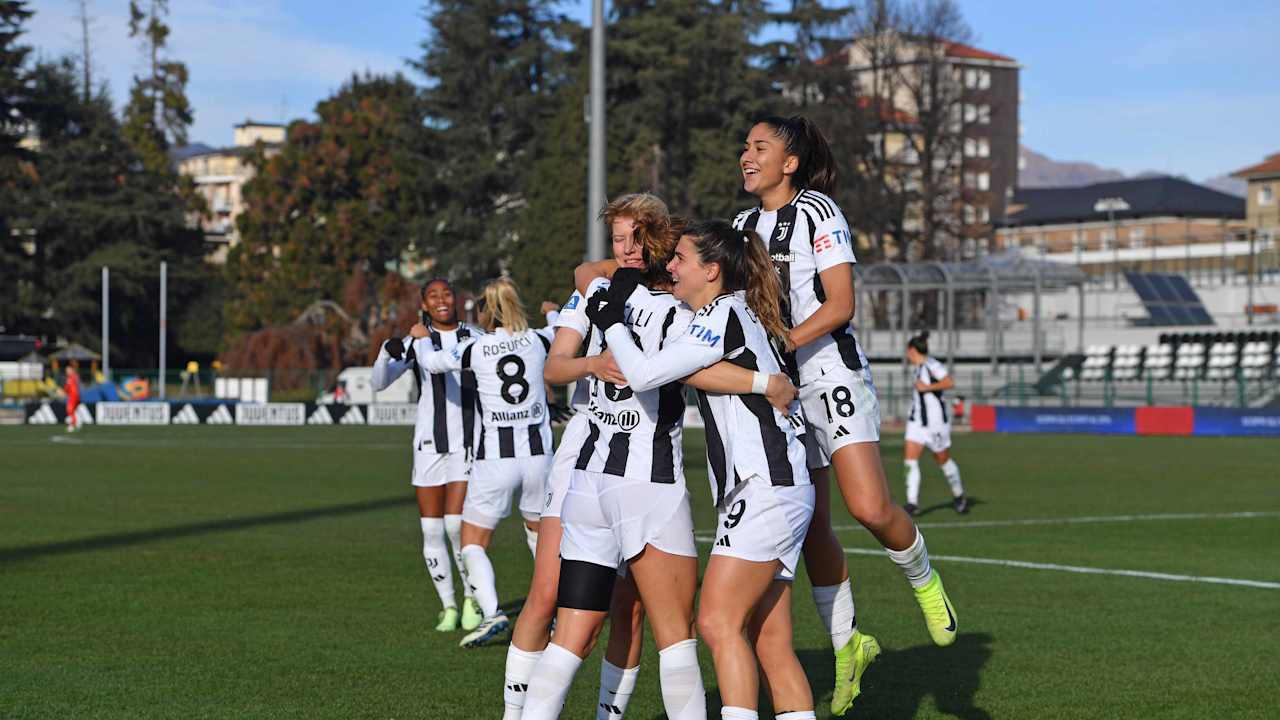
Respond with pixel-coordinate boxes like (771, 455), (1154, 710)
(121, 0), (192, 176)
(227, 73), (429, 334)
(410, 0), (570, 287)
(0, 0), (33, 331)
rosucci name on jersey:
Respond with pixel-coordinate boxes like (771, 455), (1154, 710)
(482, 335), (534, 357)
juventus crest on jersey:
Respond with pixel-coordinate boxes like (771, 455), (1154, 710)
(733, 188), (869, 384)
(603, 292), (810, 508)
(572, 278), (692, 485)
(420, 327), (555, 460)
(372, 323), (482, 456)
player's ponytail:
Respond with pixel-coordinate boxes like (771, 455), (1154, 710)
(686, 220), (791, 350)
(756, 114), (837, 195)
(908, 331), (930, 356)
(479, 278), (529, 334)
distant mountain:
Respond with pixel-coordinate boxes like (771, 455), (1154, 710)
(1202, 174), (1247, 198)
(1019, 146), (1124, 188)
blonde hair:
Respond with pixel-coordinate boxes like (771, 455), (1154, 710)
(479, 278), (529, 333)
(601, 193), (680, 287)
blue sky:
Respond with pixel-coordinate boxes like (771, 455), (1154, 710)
(26, 0), (1279, 182)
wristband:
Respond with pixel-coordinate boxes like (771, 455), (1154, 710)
(752, 371), (770, 395)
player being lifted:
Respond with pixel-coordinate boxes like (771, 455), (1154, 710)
(733, 115), (957, 709)
(903, 332), (968, 515)
(417, 278), (556, 649)
(589, 221), (818, 720)
(518, 196), (796, 720)
(372, 279), (485, 633)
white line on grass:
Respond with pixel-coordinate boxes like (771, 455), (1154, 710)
(832, 510), (1280, 532)
(48, 435), (405, 450)
(840, 547), (1280, 590)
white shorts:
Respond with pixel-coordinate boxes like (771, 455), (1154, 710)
(463, 455), (553, 529)
(799, 365), (880, 469)
(905, 421), (952, 453)
(560, 470), (697, 570)
(541, 413), (591, 520)
(711, 477), (815, 581)
(412, 449), (470, 488)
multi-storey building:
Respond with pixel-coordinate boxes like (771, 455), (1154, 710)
(175, 120), (285, 262)
(1231, 152), (1280, 238)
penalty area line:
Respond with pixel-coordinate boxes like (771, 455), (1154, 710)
(841, 548), (1280, 590)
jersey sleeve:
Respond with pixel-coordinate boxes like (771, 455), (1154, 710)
(812, 205), (857, 272)
(371, 335), (414, 391)
(419, 338), (473, 374)
(552, 290), (590, 337)
(927, 358), (949, 381)
(605, 302), (727, 392)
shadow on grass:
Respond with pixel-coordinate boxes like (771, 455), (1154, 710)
(0, 495), (414, 564)
(916, 496), (985, 518)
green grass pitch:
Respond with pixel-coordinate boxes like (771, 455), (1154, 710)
(2, 425), (1277, 719)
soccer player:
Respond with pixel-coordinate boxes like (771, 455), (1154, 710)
(64, 362), (81, 433)
(587, 221), (818, 720)
(517, 195), (796, 720)
(903, 332), (968, 515)
(734, 115), (955, 679)
(417, 278), (556, 648)
(372, 279), (485, 633)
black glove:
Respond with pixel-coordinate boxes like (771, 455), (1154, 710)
(586, 287), (625, 330)
(548, 403), (574, 424)
(607, 267), (643, 303)
(383, 338), (405, 361)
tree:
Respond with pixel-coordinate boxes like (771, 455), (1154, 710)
(227, 73), (429, 335)
(121, 0), (192, 176)
(0, 1), (35, 332)
(410, 0), (571, 287)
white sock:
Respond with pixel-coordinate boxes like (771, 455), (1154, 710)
(721, 708), (757, 719)
(658, 639), (707, 720)
(941, 459), (965, 498)
(420, 518), (456, 609)
(461, 544), (500, 617)
(775, 712), (816, 720)
(445, 514), (473, 600)
(597, 659), (640, 719)
(525, 524), (539, 559)
(885, 529), (933, 589)
(522, 642), (583, 720)
(503, 645), (544, 720)
(811, 580), (856, 650)
(904, 459), (921, 506)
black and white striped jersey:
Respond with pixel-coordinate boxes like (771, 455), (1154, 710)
(372, 323), (483, 455)
(733, 189), (870, 384)
(573, 278), (692, 484)
(552, 289), (594, 411)
(604, 292), (809, 507)
(909, 357), (950, 428)
(420, 327), (555, 460)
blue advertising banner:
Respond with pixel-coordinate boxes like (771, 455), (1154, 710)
(1192, 408), (1280, 437)
(993, 407), (1137, 435)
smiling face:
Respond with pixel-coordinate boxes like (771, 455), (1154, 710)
(741, 122), (798, 208)
(667, 235), (719, 307)
(611, 217), (646, 269)
(421, 280), (457, 327)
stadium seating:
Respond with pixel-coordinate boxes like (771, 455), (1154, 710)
(1051, 331), (1279, 384)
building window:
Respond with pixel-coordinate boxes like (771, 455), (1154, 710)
(963, 204), (976, 224)
(1130, 226), (1146, 249)
(1101, 229), (1115, 251)
(964, 171), (975, 188)
(964, 68), (977, 88)
(1073, 230), (1085, 252)
(977, 172), (990, 191)
(979, 69), (991, 89)
(978, 138), (990, 158)
(963, 104), (977, 123)
(977, 105), (991, 125)
(980, 205), (991, 223)
(1261, 185), (1276, 206)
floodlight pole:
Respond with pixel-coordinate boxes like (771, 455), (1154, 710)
(102, 267), (110, 382)
(159, 261), (167, 400)
(586, 0), (607, 261)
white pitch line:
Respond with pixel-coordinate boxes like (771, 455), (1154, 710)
(841, 548), (1280, 590)
(830, 510), (1280, 532)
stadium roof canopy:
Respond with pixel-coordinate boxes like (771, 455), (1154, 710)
(50, 343), (101, 361)
(1003, 176), (1245, 227)
(854, 250), (1086, 292)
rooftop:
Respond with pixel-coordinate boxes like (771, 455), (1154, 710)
(1230, 152), (1280, 180)
(1003, 176), (1245, 227)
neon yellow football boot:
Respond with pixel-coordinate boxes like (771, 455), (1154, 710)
(914, 571), (957, 646)
(831, 629), (881, 716)
(435, 606), (459, 632)
(461, 597), (483, 632)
